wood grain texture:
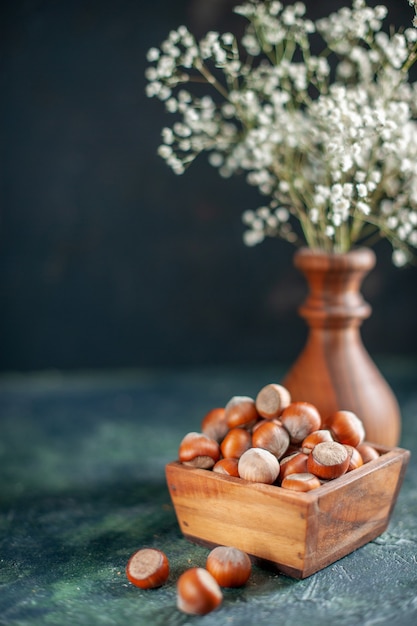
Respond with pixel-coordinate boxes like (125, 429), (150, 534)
(282, 248), (401, 447)
(166, 445), (410, 578)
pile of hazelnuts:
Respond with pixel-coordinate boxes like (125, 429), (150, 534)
(126, 384), (381, 615)
(126, 544), (250, 615)
(178, 382), (380, 489)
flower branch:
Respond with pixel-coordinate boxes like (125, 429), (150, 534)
(146, 1), (417, 266)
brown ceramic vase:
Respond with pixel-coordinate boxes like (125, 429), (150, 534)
(282, 247), (401, 447)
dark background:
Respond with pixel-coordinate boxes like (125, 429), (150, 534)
(1, 0), (416, 373)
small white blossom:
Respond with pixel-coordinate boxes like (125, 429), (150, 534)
(275, 207), (290, 222)
(357, 201), (371, 215)
(357, 183), (368, 197)
(243, 229), (265, 246)
(145, 0), (417, 265)
(208, 152), (223, 167)
(146, 47), (160, 62)
(309, 208), (319, 223)
(157, 145), (172, 158)
(162, 127), (174, 144)
(392, 249), (408, 267)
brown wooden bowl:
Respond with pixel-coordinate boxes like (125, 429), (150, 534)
(165, 444), (410, 579)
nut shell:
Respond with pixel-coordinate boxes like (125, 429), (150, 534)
(206, 546), (252, 587)
(279, 451), (309, 481)
(307, 441), (350, 479)
(344, 444), (364, 471)
(201, 407), (228, 442)
(238, 447), (280, 484)
(225, 395), (259, 429)
(255, 383), (291, 419)
(126, 548), (169, 589)
(357, 442), (380, 463)
(251, 420), (290, 459)
(281, 472), (321, 492)
(220, 427), (252, 459)
(325, 410), (365, 447)
(301, 429), (333, 454)
(280, 402), (322, 444)
(178, 432), (220, 469)
(176, 567), (222, 615)
(212, 457), (240, 477)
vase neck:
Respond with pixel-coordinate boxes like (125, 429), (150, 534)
(294, 248), (375, 329)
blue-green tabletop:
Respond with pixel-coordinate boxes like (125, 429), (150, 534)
(1, 360), (416, 626)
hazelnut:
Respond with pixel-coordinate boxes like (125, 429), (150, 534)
(251, 417), (283, 434)
(220, 427), (252, 459)
(126, 548), (169, 589)
(224, 395), (259, 430)
(280, 402), (322, 444)
(281, 472), (321, 492)
(176, 567), (222, 615)
(357, 442), (380, 463)
(325, 410), (365, 447)
(212, 457), (240, 477)
(238, 447), (280, 484)
(344, 444), (364, 471)
(201, 407), (228, 442)
(301, 429), (333, 454)
(178, 432), (220, 469)
(255, 383), (291, 419)
(278, 451), (309, 481)
(307, 440), (350, 479)
(251, 420), (290, 459)
(206, 546), (252, 587)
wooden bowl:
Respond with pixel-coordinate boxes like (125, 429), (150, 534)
(165, 444), (410, 579)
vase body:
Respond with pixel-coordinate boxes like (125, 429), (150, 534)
(282, 247), (401, 447)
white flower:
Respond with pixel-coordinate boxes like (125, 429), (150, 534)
(146, 0), (417, 265)
(357, 201), (371, 215)
(208, 152), (223, 167)
(243, 229), (265, 246)
(357, 183), (368, 197)
(275, 207), (290, 222)
(309, 208), (319, 223)
(242, 210), (256, 225)
(146, 47), (160, 62)
(157, 145), (172, 159)
(392, 249), (408, 267)
(162, 127), (174, 144)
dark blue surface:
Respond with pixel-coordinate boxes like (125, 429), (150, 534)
(0, 360), (416, 625)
